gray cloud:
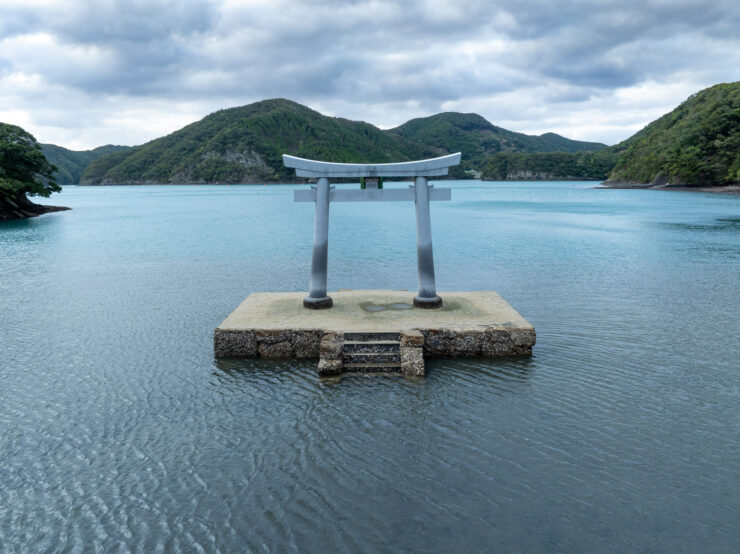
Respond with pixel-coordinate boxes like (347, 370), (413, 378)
(0, 0), (738, 148)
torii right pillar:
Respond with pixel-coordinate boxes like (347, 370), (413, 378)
(413, 176), (443, 308)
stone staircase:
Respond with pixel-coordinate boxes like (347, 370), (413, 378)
(343, 332), (402, 373)
(318, 331), (425, 377)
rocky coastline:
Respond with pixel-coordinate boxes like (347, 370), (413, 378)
(0, 194), (70, 221)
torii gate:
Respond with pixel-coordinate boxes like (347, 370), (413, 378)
(283, 152), (461, 310)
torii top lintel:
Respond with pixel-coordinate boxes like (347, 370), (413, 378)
(282, 152), (462, 178)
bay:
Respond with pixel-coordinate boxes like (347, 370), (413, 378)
(1, 181), (738, 552)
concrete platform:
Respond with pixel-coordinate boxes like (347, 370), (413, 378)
(214, 290), (535, 360)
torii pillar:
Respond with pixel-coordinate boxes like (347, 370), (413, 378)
(283, 152), (461, 310)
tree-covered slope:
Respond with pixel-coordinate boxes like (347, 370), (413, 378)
(388, 112), (606, 171)
(81, 99), (436, 185)
(607, 82), (740, 186)
(41, 144), (130, 184)
(481, 151), (620, 181)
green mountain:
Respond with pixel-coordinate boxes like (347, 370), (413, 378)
(47, 85), (740, 187)
(40, 144), (130, 184)
(388, 112), (606, 172)
(81, 99), (436, 185)
(536, 132), (607, 153)
(82, 99), (608, 185)
(607, 82), (740, 186)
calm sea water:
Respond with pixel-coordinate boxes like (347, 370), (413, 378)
(1, 181), (739, 552)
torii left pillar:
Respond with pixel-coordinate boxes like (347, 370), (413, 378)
(304, 177), (333, 309)
(412, 176), (442, 308)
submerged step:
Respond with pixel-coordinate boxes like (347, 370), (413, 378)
(342, 362), (403, 373)
(343, 352), (402, 364)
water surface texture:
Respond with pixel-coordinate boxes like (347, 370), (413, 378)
(1, 182), (739, 552)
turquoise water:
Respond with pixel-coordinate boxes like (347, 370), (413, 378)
(1, 181), (739, 552)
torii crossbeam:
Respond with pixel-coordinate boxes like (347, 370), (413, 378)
(283, 152), (461, 310)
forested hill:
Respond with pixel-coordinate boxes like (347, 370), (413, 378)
(388, 112), (606, 170)
(481, 151), (620, 181)
(81, 99), (436, 185)
(607, 82), (739, 187)
(81, 99), (606, 185)
(481, 82), (740, 185)
(40, 144), (129, 184)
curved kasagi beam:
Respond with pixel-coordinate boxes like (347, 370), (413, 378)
(282, 152), (461, 178)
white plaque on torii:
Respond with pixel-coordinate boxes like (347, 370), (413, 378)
(283, 152), (461, 309)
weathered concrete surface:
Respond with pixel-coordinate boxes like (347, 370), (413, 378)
(214, 290), (535, 359)
(400, 330), (425, 376)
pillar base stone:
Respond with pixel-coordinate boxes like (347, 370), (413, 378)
(304, 296), (333, 309)
(413, 295), (443, 309)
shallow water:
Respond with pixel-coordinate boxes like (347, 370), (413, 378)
(1, 181), (739, 552)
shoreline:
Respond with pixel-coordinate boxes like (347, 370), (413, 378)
(51, 180), (740, 196)
(596, 181), (740, 195)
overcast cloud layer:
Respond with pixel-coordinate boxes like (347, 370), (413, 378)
(1, 0), (738, 149)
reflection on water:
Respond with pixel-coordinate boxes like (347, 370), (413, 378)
(655, 217), (740, 231)
(1, 182), (739, 552)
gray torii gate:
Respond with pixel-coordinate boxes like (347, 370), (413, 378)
(283, 152), (461, 310)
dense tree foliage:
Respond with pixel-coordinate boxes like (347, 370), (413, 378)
(608, 82), (739, 186)
(41, 143), (130, 184)
(82, 99), (607, 185)
(481, 82), (739, 185)
(481, 151), (620, 181)
(389, 112), (606, 172)
(0, 123), (59, 198)
(82, 99), (437, 184)
(79, 85), (740, 187)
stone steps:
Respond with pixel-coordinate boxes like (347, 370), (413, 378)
(318, 331), (424, 377)
(342, 334), (402, 372)
(344, 332), (401, 342)
(343, 340), (400, 353)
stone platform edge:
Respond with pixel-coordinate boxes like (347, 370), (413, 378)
(214, 326), (535, 360)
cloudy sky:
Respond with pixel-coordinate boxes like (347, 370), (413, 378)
(1, 0), (738, 150)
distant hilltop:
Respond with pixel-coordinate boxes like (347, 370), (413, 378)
(40, 144), (130, 185)
(64, 99), (604, 185)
